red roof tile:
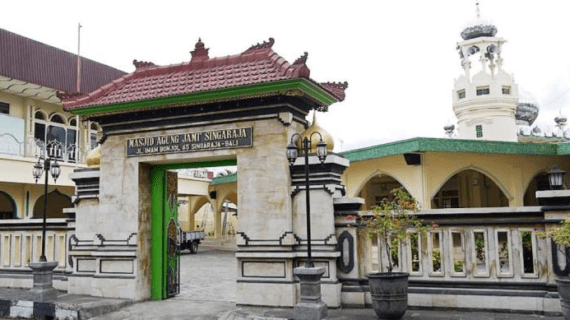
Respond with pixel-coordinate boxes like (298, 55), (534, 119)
(63, 38), (346, 111)
(0, 28), (126, 94)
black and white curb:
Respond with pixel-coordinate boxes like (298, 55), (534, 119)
(0, 299), (78, 320)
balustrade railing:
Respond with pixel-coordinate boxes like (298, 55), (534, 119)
(0, 133), (86, 164)
(0, 133), (24, 157)
(0, 219), (74, 271)
(363, 207), (559, 284)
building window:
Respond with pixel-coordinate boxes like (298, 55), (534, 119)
(476, 87), (490, 96)
(34, 112), (77, 161)
(476, 125), (483, 138)
(502, 86), (511, 95)
(0, 102), (9, 114)
(458, 90), (466, 99)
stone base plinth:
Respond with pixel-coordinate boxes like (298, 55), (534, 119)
(294, 266), (327, 320)
(28, 261), (59, 301)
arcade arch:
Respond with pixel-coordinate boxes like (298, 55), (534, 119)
(0, 190), (17, 219)
(357, 174), (409, 210)
(431, 169), (508, 208)
(32, 189), (73, 219)
(523, 171), (550, 206)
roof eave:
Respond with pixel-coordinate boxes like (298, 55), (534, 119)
(67, 78), (339, 117)
(340, 137), (562, 163)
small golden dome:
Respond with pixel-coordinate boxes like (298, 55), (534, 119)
(296, 112), (334, 152)
(86, 145), (101, 168)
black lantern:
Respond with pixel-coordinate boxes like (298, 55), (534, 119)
(316, 140), (327, 163)
(287, 132), (328, 268)
(548, 165), (566, 190)
(286, 143), (299, 165)
(50, 160), (61, 181)
(32, 156), (61, 262)
(33, 162), (43, 183)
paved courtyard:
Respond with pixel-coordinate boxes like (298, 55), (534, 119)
(90, 246), (238, 320)
(178, 248), (237, 303)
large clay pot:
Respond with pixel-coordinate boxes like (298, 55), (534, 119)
(557, 278), (570, 320)
(367, 272), (409, 320)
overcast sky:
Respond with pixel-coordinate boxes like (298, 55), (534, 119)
(2, 0), (570, 152)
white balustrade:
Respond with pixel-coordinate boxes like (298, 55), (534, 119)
(0, 219), (74, 271)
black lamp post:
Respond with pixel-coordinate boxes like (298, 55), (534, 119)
(548, 165), (566, 190)
(287, 132), (327, 268)
(32, 156), (61, 262)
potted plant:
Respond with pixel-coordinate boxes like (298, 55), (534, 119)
(364, 187), (428, 320)
(541, 219), (570, 319)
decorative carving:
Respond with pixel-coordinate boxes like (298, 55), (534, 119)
(244, 37), (275, 53)
(320, 81), (348, 90)
(456, 43), (464, 60)
(293, 52), (308, 65)
(190, 38), (209, 62)
(133, 59), (155, 69)
(337, 231), (355, 273)
(278, 112), (293, 126)
(56, 90), (83, 100)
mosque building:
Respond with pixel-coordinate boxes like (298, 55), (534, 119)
(334, 7), (570, 312)
(0, 4), (570, 315)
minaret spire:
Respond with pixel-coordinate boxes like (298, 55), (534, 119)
(476, 1), (481, 19)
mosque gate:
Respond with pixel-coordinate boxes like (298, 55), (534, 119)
(63, 39), (349, 306)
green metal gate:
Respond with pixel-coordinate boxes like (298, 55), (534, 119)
(150, 160), (236, 300)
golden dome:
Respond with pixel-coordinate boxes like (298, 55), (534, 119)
(86, 145), (101, 168)
(296, 112), (334, 152)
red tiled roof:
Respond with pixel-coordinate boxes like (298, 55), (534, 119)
(63, 38), (347, 111)
(0, 28), (126, 94)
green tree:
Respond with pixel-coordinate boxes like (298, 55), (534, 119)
(365, 187), (429, 273)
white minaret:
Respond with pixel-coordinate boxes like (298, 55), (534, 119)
(452, 3), (518, 142)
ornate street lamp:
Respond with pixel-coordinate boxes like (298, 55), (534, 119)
(548, 165), (566, 190)
(32, 156), (61, 262)
(287, 132), (327, 268)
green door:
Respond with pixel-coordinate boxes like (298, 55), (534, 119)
(151, 169), (180, 299)
(165, 171), (180, 298)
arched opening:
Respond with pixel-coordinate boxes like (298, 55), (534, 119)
(219, 194), (238, 237)
(32, 189), (73, 219)
(50, 114), (66, 124)
(0, 191), (17, 219)
(34, 110), (46, 120)
(524, 172), (550, 206)
(194, 201), (214, 234)
(357, 175), (407, 210)
(432, 169), (508, 208)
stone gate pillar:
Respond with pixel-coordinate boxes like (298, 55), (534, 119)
(234, 118), (304, 307)
(289, 153), (349, 307)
